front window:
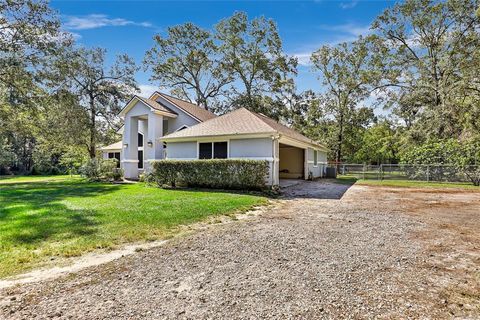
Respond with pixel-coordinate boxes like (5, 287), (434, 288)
(199, 142), (228, 159)
(199, 142), (212, 159)
(213, 142), (228, 159)
(314, 150), (318, 166)
(138, 150), (143, 169)
(163, 119), (169, 135)
(138, 133), (143, 147)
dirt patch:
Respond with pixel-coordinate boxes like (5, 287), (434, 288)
(347, 184), (480, 318)
(1, 181), (479, 319)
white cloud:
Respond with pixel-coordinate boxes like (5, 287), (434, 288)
(293, 53), (313, 67)
(339, 0), (358, 9)
(291, 23), (372, 67)
(319, 23), (371, 37)
(64, 14), (153, 30)
(138, 84), (158, 97)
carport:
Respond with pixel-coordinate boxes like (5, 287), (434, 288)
(279, 143), (305, 180)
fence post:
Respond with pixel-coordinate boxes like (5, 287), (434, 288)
(363, 164), (366, 180)
(426, 165), (430, 182)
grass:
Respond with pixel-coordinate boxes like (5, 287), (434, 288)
(0, 175), (266, 278)
(336, 175), (479, 190)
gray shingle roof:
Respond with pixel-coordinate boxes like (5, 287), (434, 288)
(155, 92), (217, 122)
(162, 107), (327, 149)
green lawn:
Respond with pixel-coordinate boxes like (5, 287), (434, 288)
(336, 176), (479, 189)
(0, 176), (266, 278)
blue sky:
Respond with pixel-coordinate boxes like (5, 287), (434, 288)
(52, 0), (394, 97)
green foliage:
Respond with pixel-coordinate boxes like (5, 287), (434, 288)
(371, 0), (480, 140)
(150, 159), (269, 190)
(59, 147), (89, 175)
(310, 35), (388, 163)
(144, 23), (231, 110)
(400, 139), (480, 165)
(215, 11), (297, 114)
(353, 121), (400, 164)
(80, 158), (123, 182)
(400, 139), (480, 186)
(53, 47), (138, 158)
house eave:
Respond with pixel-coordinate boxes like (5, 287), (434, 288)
(118, 96), (177, 118)
(279, 136), (329, 152)
(160, 132), (275, 143)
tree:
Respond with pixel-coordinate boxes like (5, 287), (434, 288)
(400, 138), (480, 185)
(0, 0), (69, 173)
(144, 23), (231, 110)
(372, 0), (480, 140)
(353, 121), (400, 164)
(54, 47), (138, 158)
(0, 0), (66, 97)
(311, 35), (390, 164)
(215, 11), (297, 114)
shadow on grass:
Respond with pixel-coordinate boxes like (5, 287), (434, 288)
(0, 180), (122, 245)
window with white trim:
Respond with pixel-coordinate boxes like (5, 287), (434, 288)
(313, 150), (318, 166)
(199, 142), (228, 159)
(108, 152), (121, 168)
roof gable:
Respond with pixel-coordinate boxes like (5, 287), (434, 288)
(149, 91), (217, 122)
(119, 95), (177, 118)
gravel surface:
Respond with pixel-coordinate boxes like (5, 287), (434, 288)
(1, 180), (478, 319)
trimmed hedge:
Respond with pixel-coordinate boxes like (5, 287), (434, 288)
(150, 159), (270, 190)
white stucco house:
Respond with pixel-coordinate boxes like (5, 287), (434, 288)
(101, 91), (328, 186)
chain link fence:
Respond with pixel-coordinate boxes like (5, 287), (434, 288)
(335, 163), (480, 185)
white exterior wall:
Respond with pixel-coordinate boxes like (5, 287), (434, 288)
(119, 99), (203, 179)
(166, 141), (197, 159)
(158, 100), (200, 134)
(306, 147), (328, 179)
(165, 137), (278, 185)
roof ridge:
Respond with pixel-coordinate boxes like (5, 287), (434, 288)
(242, 108), (281, 132)
(156, 91), (197, 107)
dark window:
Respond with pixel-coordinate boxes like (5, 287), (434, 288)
(108, 152), (120, 168)
(138, 133), (143, 147)
(199, 142), (228, 159)
(199, 143), (212, 159)
(138, 150), (143, 169)
(163, 119), (169, 135)
(214, 142), (228, 159)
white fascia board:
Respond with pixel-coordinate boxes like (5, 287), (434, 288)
(160, 132), (275, 143)
(279, 136), (329, 152)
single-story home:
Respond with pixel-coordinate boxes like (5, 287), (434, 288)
(101, 91), (328, 186)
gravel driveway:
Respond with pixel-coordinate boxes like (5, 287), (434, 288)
(1, 180), (479, 319)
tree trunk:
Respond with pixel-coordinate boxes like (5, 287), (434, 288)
(88, 94), (96, 159)
(335, 111), (344, 170)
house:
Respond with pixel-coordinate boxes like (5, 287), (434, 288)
(101, 91), (328, 185)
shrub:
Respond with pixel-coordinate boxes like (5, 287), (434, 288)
(150, 159), (269, 190)
(80, 158), (123, 182)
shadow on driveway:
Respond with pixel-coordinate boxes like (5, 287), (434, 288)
(281, 179), (356, 200)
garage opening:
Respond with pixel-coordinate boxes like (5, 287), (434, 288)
(279, 143), (305, 179)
